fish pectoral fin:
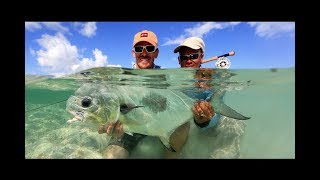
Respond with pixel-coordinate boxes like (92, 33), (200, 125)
(216, 103), (251, 120)
(159, 136), (176, 152)
(120, 103), (144, 114)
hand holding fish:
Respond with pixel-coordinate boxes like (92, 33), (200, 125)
(98, 121), (124, 139)
(192, 100), (215, 124)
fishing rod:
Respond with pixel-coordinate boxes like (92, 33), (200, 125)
(201, 50), (235, 64)
(25, 99), (68, 113)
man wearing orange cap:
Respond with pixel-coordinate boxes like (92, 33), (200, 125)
(100, 30), (161, 159)
(132, 30), (161, 69)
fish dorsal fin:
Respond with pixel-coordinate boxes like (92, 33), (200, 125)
(120, 103), (144, 114)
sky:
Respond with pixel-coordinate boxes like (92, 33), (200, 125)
(25, 21), (295, 77)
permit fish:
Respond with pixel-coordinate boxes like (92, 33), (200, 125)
(66, 83), (195, 150)
(66, 82), (250, 150)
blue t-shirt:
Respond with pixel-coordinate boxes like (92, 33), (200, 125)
(182, 88), (220, 129)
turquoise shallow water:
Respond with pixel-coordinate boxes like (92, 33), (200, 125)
(225, 68), (294, 158)
(25, 67), (294, 159)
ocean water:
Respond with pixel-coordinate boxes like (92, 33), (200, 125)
(25, 67), (294, 159)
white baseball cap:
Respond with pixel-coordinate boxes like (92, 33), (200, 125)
(174, 37), (205, 53)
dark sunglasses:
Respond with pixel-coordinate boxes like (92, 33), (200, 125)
(133, 45), (157, 53)
(179, 53), (200, 61)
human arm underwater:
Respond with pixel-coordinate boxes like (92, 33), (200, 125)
(98, 120), (124, 139)
(192, 100), (220, 128)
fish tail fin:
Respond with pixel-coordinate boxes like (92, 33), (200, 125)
(216, 103), (251, 120)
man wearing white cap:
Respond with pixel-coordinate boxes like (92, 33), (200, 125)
(174, 37), (205, 68)
(169, 37), (219, 158)
(173, 37), (247, 159)
(174, 36), (216, 127)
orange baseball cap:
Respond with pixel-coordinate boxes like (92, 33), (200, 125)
(133, 30), (158, 47)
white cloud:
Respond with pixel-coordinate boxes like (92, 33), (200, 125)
(25, 22), (42, 32)
(71, 48), (108, 72)
(36, 33), (79, 73)
(41, 22), (69, 33)
(79, 22), (97, 37)
(163, 22), (241, 46)
(35, 32), (115, 76)
(29, 48), (36, 56)
(229, 22), (241, 26)
(248, 22), (295, 39)
(25, 22), (69, 34)
(106, 64), (121, 67)
(162, 35), (187, 46)
(184, 22), (222, 38)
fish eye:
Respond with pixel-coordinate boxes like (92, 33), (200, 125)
(81, 97), (91, 108)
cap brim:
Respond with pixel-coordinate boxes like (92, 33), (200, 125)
(174, 45), (201, 53)
(173, 46), (181, 53)
(133, 40), (157, 47)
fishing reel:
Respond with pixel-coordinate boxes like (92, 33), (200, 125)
(215, 57), (231, 69)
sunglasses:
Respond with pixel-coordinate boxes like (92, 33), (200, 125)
(133, 45), (157, 53)
(179, 53), (200, 61)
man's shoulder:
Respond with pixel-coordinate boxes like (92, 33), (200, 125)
(154, 64), (161, 69)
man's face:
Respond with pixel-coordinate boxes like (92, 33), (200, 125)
(178, 47), (203, 68)
(132, 41), (159, 69)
